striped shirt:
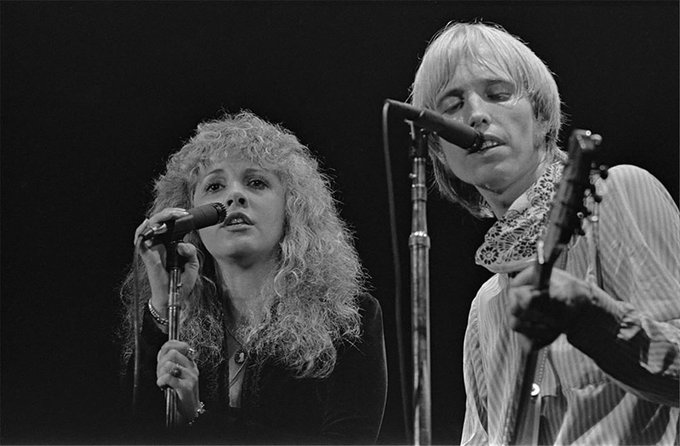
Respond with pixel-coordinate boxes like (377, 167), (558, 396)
(461, 165), (680, 445)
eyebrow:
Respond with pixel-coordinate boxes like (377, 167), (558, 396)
(201, 166), (272, 180)
(243, 167), (270, 176)
(203, 167), (225, 177)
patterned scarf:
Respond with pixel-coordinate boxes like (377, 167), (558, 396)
(475, 160), (565, 274)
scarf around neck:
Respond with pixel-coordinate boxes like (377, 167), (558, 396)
(474, 160), (565, 274)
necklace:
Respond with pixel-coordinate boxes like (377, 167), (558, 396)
(220, 302), (250, 405)
(228, 357), (246, 389)
(225, 325), (248, 397)
(225, 324), (248, 366)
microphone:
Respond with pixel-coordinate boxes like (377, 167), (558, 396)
(385, 99), (485, 152)
(140, 202), (227, 246)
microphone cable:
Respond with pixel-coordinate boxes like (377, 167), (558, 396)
(131, 240), (143, 417)
(381, 101), (412, 443)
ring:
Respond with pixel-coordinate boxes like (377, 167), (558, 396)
(171, 366), (182, 378)
(187, 347), (197, 361)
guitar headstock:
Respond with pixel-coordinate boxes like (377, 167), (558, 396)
(537, 129), (604, 284)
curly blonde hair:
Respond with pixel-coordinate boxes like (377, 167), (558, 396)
(120, 111), (365, 388)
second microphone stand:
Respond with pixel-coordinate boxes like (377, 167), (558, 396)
(164, 240), (182, 428)
(409, 128), (432, 445)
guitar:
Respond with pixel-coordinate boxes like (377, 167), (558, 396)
(505, 129), (603, 445)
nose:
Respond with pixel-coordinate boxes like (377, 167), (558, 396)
(225, 187), (247, 209)
(465, 93), (491, 131)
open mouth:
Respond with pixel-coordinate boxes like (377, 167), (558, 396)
(468, 136), (503, 154)
(223, 212), (253, 226)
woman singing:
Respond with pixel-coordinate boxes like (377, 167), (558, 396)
(119, 111), (387, 444)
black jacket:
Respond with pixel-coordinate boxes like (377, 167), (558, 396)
(123, 294), (387, 444)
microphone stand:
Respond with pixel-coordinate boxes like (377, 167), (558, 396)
(409, 127), (431, 445)
(164, 240), (181, 428)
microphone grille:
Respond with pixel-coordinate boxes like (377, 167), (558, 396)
(212, 202), (228, 223)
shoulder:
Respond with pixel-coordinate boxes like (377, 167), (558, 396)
(332, 294), (386, 381)
(475, 274), (502, 308)
(463, 275), (499, 336)
(599, 164), (672, 200)
(329, 294), (383, 352)
(606, 164), (650, 179)
(465, 274), (503, 339)
(356, 293), (382, 317)
(598, 164), (678, 217)
(354, 294), (384, 336)
(602, 164), (653, 185)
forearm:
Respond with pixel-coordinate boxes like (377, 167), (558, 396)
(567, 285), (680, 406)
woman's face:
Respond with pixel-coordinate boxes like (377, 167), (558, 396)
(434, 54), (546, 208)
(193, 156), (286, 266)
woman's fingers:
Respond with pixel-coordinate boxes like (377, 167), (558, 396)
(176, 242), (200, 280)
(133, 208), (189, 247)
(156, 342), (199, 393)
(157, 359), (197, 381)
(157, 341), (197, 368)
(133, 218), (151, 245)
(147, 208), (189, 227)
(156, 362), (198, 404)
(176, 242), (197, 261)
(133, 208), (200, 305)
(156, 342), (201, 423)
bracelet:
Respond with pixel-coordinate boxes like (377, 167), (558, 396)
(188, 401), (206, 426)
(147, 300), (168, 326)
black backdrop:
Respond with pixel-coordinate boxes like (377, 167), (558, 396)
(2, 1), (678, 444)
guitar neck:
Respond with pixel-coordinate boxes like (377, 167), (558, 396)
(506, 129), (601, 445)
(535, 243), (564, 292)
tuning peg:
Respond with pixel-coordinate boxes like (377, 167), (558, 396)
(586, 183), (603, 203)
(598, 165), (609, 180)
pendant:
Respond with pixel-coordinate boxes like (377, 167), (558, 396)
(234, 349), (247, 365)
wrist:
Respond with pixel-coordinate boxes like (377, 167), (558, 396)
(149, 295), (168, 316)
(566, 282), (625, 344)
(147, 300), (169, 327)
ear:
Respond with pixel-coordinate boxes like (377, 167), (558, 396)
(533, 119), (550, 149)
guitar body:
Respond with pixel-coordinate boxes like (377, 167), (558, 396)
(506, 129), (602, 445)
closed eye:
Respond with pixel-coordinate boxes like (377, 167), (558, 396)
(443, 103), (463, 115)
(486, 81), (515, 102)
(488, 92), (512, 101)
(439, 97), (463, 116)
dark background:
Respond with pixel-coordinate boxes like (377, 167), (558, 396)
(2, 1), (678, 444)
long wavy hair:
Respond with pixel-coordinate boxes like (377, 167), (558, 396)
(119, 111), (365, 387)
(411, 21), (565, 217)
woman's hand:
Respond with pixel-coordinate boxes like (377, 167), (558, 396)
(133, 208), (200, 318)
(508, 266), (594, 347)
(156, 340), (201, 424)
